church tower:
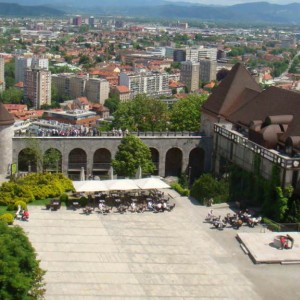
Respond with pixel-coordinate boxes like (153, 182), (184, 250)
(0, 102), (15, 176)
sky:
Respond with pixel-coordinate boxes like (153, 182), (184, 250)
(170, 0), (300, 4)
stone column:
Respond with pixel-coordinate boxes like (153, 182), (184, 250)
(158, 150), (166, 177)
(182, 150), (190, 174)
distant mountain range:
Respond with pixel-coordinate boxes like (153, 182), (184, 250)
(0, 1), (300, 24)
(0, 3), (64, 16)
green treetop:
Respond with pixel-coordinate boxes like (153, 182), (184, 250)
(169, 94), (208, 131)
(112, 135), (154, 177)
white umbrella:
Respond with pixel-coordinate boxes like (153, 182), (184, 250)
(135, 165), (142, 179)
(105, 179), (140, 191)
(80, 167), (85, 181)
(135, 178), (170, 190)
(73, 180), (109, 193)
(108, 166), (114, 180)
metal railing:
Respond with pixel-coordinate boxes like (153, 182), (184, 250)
(214, 123), (300, 170)
(68, 163), (87, 170)
(14, 130), (201, 138)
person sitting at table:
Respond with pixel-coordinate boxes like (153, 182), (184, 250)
(130, 201), (137, 212)
(147, 200), (153, 211)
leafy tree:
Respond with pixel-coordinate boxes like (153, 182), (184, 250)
(104, 95), (120, 114)
(0, 88), (23, 104)
(190, 173), (229, 205)
(274, 185), (293, 222)
(112, 135), (154, 177)
(169, 94), (208, 131)
(0, 221), (46, 299)
(4, 59), (15, 88)
(113, 94), (169, 131)
(79, 55), (90, 65)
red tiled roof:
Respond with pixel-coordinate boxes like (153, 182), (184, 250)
(116, 85), (130, 93)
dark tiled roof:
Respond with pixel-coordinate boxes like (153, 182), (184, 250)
(0, 102), (15, 126)
(228, 87), (300, 130)
(202, 63), (262, 117)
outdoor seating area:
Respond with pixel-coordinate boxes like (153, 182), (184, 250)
(70, 178), (175, 215)
(45, 200), (61, 211)
(204, 209), (262, 230)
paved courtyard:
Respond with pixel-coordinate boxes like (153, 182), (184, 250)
(18, 191), (300, 300)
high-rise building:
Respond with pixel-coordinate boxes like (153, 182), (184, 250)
(69, 75), (88, 99)
(24, 68), (51, 109)
(86, 78), (109, 104)
(73, 15), (82, 26)
(119, 71), (171, 98)
(173, 49), (186, 62)
(198, 48), (217, 61)
(31, 57), (49, 70)
(15, 56), (32, 83)
(89, 16), (95, 28)
(200, 59), (217, 83)
(0, 56), (5, 92)
(186, 47), (201, 62)
(15, 56), (49, 84)
(180, 61), (199, 92)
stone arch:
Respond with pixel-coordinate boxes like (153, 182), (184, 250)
(68, 148), (87, 170)
(165, 148), (182, 177)
(18, 148), (37, 172)
(93, 148), (111, 173)
(188, 147), (205, 183)
(149, 147), (159, 175)
(43, 148), (62, 173)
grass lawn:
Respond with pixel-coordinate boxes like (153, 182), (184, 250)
(0, 206), (14, 217)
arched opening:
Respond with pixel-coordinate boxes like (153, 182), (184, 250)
(18, 148), (37, 172)
(188, 148), (205, 183)
(150, 147), (159, 175)
(43, 148), (62, 173)
(165, 148), (182, 177)
(68, 148), (87, 180)
(93, 148), (111, 178)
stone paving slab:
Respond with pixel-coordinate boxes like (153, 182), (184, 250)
(18, 198), (263, 299)
(238, 232), (300, 264)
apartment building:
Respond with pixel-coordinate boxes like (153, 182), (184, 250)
(15, 56), (49, 83)
(24, 68), (51, 109)
(86, 78), (109, 104)
(52, 74), (109, 104)
(119, 71), (171, 98)
(180, 61), (199, 92)
(199, 59), (217, 83)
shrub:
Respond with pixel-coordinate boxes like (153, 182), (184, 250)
(6, 204), (15, 211)
(14, 200), (27, 210)
(262, 217), (281, 232)
(190, 173), (229, 205)
(60, 193), (69, 203)
(0, 213), (14, 225)
(171, 183), (190, 196)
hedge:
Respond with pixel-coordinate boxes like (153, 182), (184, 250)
(0, 173), (74, 206)
(171, 183), (190, 196)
